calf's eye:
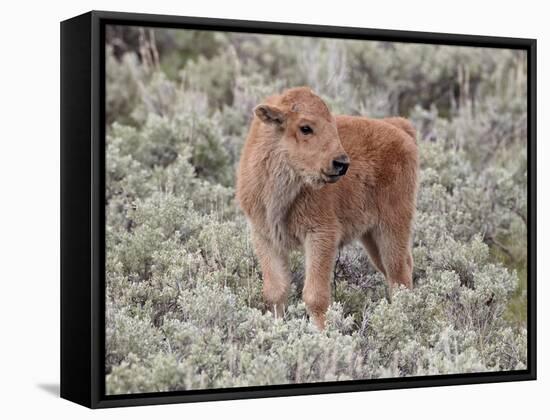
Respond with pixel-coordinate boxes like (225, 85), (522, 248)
(300, 125), (313, 135)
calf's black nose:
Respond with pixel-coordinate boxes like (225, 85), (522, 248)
(332, 155), (350, 176)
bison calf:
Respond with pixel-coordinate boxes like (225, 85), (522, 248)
(236, 87), (418, 329)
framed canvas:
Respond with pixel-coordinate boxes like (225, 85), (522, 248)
(60, 10), (536, 408)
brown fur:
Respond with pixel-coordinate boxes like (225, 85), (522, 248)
(236, 87), (418, 329)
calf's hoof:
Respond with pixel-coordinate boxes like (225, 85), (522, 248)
(310, 312), (326, 331)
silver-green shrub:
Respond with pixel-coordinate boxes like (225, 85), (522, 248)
(104, 27), (528, 394)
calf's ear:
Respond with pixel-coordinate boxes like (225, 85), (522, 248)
(254, 104), (286, 125)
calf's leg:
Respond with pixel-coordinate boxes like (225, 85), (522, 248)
(252, 230), (290, 317)
(361, 230), (386, 276)
(302, 232), (338, 330)
(376, 224), (413, 291)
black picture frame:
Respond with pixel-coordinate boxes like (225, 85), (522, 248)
(60, 10), (537, 409)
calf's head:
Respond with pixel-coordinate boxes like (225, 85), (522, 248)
(254, 87), (349, 186)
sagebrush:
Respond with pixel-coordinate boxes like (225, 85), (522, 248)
(104, 27), (527, 394)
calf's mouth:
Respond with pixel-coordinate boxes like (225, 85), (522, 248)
(321, 171), (344, 183)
